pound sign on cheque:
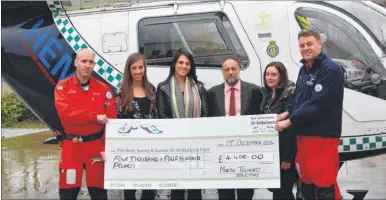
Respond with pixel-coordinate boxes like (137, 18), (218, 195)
(219, 155), (223, 163)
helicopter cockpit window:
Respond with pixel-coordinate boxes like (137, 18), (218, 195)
(294, 7), (386, 100)
(323, 1), (386, 50)
(138, 12), (249, 68)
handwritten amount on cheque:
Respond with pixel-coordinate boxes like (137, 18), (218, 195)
(112, 139), (273, 169)
(112, 155), (262, 176)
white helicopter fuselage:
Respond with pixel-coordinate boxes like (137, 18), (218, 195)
(47, 0), (386, 160)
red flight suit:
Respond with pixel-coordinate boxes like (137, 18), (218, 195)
(54, 75), (117, 191)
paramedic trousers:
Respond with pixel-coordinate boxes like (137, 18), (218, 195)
(296, 136), (341, 200)
(58, 138), (106, 200)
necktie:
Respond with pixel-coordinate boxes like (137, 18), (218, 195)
(229, 88), (236, 116)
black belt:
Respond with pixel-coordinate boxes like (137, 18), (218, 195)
(62, 130), (103, 142)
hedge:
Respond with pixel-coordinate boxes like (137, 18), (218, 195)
(1, 92), (38, 126)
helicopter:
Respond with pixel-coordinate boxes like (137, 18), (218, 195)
(2, 1), (386, 198)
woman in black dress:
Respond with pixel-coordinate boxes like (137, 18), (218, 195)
(114, 52), (156, 200)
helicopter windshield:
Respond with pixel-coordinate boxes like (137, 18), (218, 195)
(295, 6), (386, 100)
(326, 1), (386, 53)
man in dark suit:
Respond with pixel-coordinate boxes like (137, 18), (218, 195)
(206, 57), (263, 200)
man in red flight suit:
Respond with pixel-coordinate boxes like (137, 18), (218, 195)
(54, 49), (117, 200)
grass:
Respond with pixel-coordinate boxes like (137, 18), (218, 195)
(2, 120), (48, 129)
(1, 131), (59, 150)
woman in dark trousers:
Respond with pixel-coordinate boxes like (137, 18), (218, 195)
(156, 50), (208, 200)
(260, 61), (297, 200)
(114, 52), (157, 200)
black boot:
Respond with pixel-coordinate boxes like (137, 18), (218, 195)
(315, 185), (335, 200)
(87, 187), (108, 200)
(301, 182), (316, 200)
(171, 189), (185, 200)
(59, 187), (81, 200)
(124, 189), (137, 200)
(141, 190), (156, 200)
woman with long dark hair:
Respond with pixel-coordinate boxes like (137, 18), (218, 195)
(155, 50), (208, 200)
(114, 52), (156, 200)
(261, 61), (297, 200)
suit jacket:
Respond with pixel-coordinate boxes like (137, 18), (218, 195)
(207, 80), (263, 117)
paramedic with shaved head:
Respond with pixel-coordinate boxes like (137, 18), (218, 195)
(275, 31), (344, 200)
(54, 48), (117, 199)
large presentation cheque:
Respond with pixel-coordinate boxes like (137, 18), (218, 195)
(104, 114), (280, 189)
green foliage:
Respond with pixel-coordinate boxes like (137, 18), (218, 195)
(5, 120), (47, 129)
(1, 93), (39, 127)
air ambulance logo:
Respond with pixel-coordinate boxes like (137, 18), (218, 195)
(118, 123), (163, 134)
(266, 40), (279, 58)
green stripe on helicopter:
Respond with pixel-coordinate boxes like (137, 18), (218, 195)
(46, 0), (123, 89)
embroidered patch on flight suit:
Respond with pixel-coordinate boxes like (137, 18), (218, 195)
(306, 75), (316, 86)
(106, 91), (112, 99)
(315, 84), (323, 92)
